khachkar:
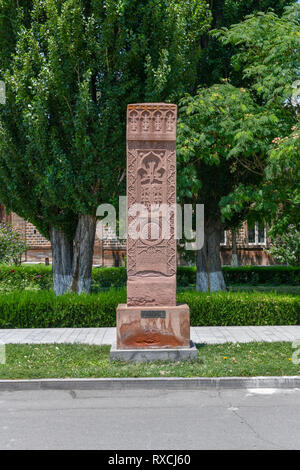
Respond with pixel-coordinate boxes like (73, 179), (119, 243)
(110, 103), (197, 362)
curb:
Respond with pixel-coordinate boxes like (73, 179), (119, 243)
(0, 376), (300, 391)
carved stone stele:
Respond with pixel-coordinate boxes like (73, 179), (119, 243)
(115, 103), (191, 350)
(126, 103), (177, 307)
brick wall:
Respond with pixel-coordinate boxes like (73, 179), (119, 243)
(220, 221), (274, 266)
(98, 223), (126, 249)
(25, 221), (50, 246)
(96, 223), (126, 267)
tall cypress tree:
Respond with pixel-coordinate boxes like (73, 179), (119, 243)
(0, 0), (211, 293)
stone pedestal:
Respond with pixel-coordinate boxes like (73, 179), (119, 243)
(110, 341), (198, 363)
(110, 103), (196, 362)
(116, 304), (190, 349)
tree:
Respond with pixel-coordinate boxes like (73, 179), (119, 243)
(265, 224), (300, 266)
(0, 0), (33, 70)
(197, 0), (295, 88)
(177, 83), (279, 291)
(0, 222), (28, 265)
(177, 4), (299, 291)
(0, 0), (211, 294)
(216, 4), (299, 241)
(231, 228), (239, 267)
(258, 122), (300, 234)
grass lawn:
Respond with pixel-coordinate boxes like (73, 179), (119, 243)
(0, 342), (299, 379)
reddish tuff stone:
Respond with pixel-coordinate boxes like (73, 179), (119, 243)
(116, 304), (190, 349)
(115, 103), (191, 350)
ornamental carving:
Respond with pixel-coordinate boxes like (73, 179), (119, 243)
(127, 104), (177, 141)
(126, 103), (177, 301)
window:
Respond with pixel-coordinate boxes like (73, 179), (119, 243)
(248, 221), (266, 245)
(248, 223), (255, 243)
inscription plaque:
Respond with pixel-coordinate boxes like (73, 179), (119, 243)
(141, 310), (166, 319)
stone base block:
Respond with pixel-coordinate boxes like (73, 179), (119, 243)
(110, 341), (198, 363)
(116, 303), (190, 349)
(127, 276), (176, 307)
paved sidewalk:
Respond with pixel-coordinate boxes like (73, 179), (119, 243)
(0, 325), (299, 345)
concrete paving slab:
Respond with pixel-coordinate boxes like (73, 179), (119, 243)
(0, 326), (299, 346)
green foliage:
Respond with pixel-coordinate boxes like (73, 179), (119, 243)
(0, 289), (298, 328)
(177, 82), (276, 227)
(196, 0), (295, 87)
(259, 122), (300, 231)
(221, 0), (295, 26)
(222, 265), (300, 286)
(179, 290), (300, 326)
(0, 289), (125, 328)
(0, 1), (296, 265)
(0, 223), (28, 265)
(176, 4), (299, 292)
(266, 224), (300, 266)
(178, 265), (300, 286)
(213, 4), (299, 229)
(0, 264), (52, 292)
(92, 266), (127, 289)
(0, 264), (299, 293)
(0, 0), (32, 71)
(0, 0), (211, 239)
(0, 264), (128, 292)
(214, 5), (300, 107)
(0, 1), (293, 239)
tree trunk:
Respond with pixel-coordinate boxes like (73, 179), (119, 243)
(196, 242), (209, 292)
(196, 215), (226, 292)
(71, 214), (97, 294)
(50, 214), (97, 295)
(231, 229), (239, 267)
(50, 227), (73, 295)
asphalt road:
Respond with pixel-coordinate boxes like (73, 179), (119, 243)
(0, 388), (300, 450)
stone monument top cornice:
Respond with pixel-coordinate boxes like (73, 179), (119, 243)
(127, 103), (177, 141)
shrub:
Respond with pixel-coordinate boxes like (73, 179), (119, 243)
(0, 289), (126, 329)
(0, 289), (298, 328)
(0, 265), (127, 292)
(178, 290), (300, 326)
(265, 224), (300, 266)
(0, 264), (52, 292)
(0, 223), (28, 265)
(0, 264), (299, 293)
(177, 265), (300, 286)
(177, 266), (196, 286)
(222, 265), (300, 286)
(92, 267), (127, 290)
